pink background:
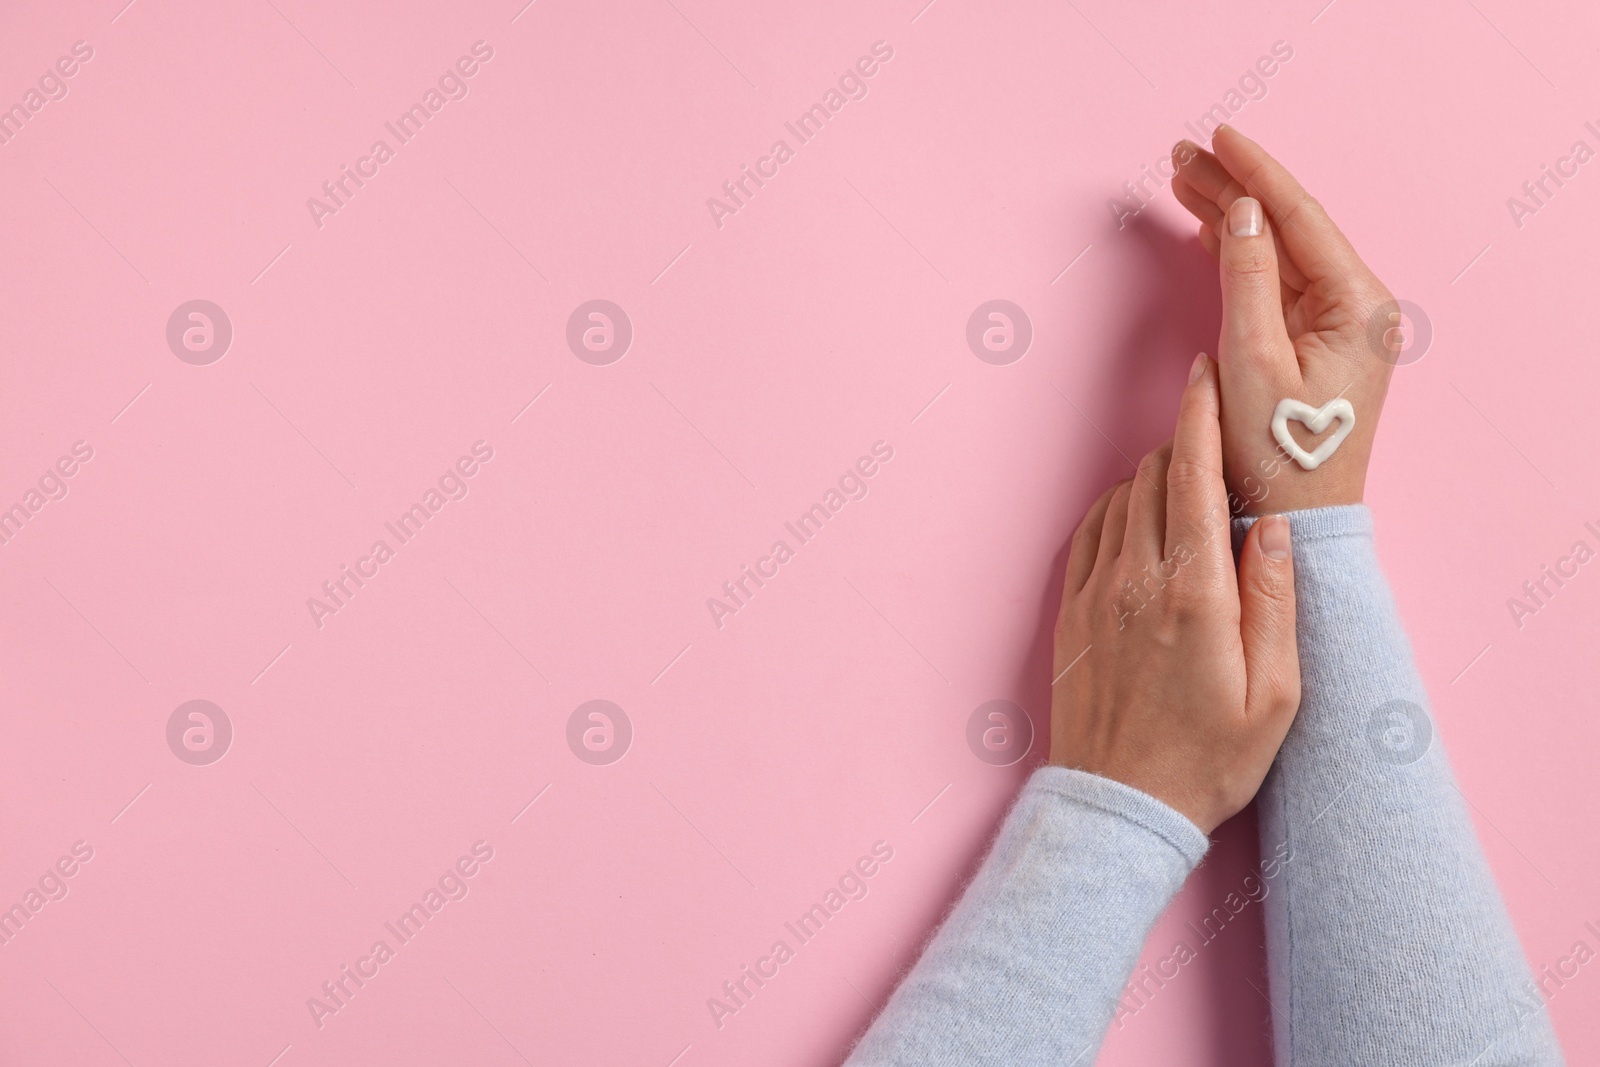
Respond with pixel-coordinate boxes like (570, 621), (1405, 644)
(2, 0), (1597, 1063)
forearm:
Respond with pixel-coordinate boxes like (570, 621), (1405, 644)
(1242, 505), (1563, 1066)
(846, 767), (1208, 1067)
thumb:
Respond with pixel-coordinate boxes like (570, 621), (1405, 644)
(1219, 196), (1292, 371)
(1238, 513), (1300, 727)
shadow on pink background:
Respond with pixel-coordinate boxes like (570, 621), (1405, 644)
(1, 0), (1596, 1064)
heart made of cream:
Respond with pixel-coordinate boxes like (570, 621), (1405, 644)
(1271, 397), (1356, 471)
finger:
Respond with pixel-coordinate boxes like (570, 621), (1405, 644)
(1095, 480), (1135, 571)
(1197, 221), (1220, 259)
(1173, 139), (1245, 206)
(1211, 125), (1371, 296)
(1065, 482), (1120, 593)
(1219, 196), (1296, 376)
(1165, 353), (1230, 569)
(1124, 441), (1172, 563)
(1238, 514), (1300, 729)
(1171, 172), (1223, 230)
(1174, 140), (1308, 292)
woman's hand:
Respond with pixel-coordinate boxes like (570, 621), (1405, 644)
(1049, 354), (1300, 834)
(1170, 125), (1399, 515)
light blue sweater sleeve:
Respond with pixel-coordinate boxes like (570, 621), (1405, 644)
(844, 766), (1209, 1066)
(1241, 504), (1564, 1066)
(846, 504), (1563, 1065)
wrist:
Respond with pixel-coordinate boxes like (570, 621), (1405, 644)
(1224, 446), (1369, 516)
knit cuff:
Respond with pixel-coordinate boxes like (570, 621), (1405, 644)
(1231, 502), (1374, 554)
(1025, 766), (1210, 868)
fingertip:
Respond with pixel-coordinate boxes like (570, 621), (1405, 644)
(1183, 351), (1218, 411)
(1239, 516), (1297, 625)
(1169, 352), (1223, 481)
(1214, 123), (1249, 149)
(1239, 515), (1298, 631)
(1258, 514), (1292, 563)
(1227, 196), (1264, 239)
(1163, 358), (1229, 567)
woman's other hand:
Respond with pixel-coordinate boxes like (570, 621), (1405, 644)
(1050, 354), (1300, 834)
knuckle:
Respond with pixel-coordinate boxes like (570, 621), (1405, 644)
(1255, 671), (1302, 721)
(1279, 675), (1303, 715)
(1225, 243), (1276, 279)
(1103, 482), (1134, 522)
(1230, 322), (1289, 364)
(1107, 570), (1148, 628)
(1070, 513), (1096, 549)
(1066, 549), (1096, 590)
(1353, 283), (1397, 326)
(1148, 617), (1184, 649)
(1247, 561), (1293, 604)
(1057, 595), (1093, 641)
(1166, 583), (1207, 623)
(1237, 158), (1276, 199)
(1052, 609), (1074, 645)
(1070, 484), (1119, 545)
(1278, 192), (1321, 231)
(1167, 457), (1222, 494)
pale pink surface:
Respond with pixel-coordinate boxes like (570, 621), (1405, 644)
(0, 0), (1596, 1064)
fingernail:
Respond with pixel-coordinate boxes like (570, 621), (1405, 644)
(1261, 514), (1292, 561)
(1188, 351), (1207, 383)
(1230, 197), (1263, 237)
(1173, 138), (1198, 162)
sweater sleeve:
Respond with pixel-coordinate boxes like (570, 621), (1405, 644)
(1237, 504), (1564, 1066)
(844, 765), (1209, 1067)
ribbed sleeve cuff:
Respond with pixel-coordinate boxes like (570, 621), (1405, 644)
(1025, 766), (1210, 868)
(1231, 502), (1374, 553)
